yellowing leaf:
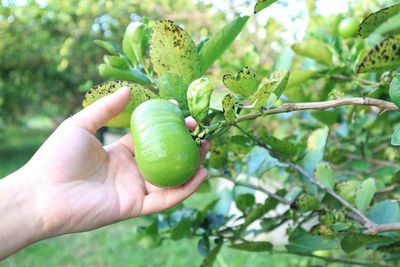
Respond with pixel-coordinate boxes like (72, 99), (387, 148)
(292, 40), (333, 67)
(149, 19), (200, 83)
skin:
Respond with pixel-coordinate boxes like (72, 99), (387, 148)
(0, 86), (211, 260)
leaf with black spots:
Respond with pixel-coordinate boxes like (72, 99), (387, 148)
(149, 19), (200, 83)
(356, 35), (400, 73)
(222, 94), (236, 124)
(358, 2), (400, 38)
(82, 80), (157, 127)
(222, 67), (259, 97)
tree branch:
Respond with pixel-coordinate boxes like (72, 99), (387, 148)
(344, 154), (400, 169)
(229, 97), (400, 125)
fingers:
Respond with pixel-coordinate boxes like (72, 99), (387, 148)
(71, 86), (131, 134)
(199, 139), (211, 164)
(140, 168), (208, 216)
(117, 132), (134, 154)
(185, 116), (198, 131)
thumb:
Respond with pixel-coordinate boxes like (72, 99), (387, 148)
(71, 86), (131, 134)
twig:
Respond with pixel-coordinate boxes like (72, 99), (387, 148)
(273, 250), (391, 267)
(225, 97), (400, 126)
(345, 154), (400, 169)
(210, 175), (292, 205)
(376, 183), (400, 194)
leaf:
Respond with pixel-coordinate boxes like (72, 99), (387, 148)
(286, 69), (318, 88)
(247, 146), (279, 177)
(82, 80), (156, 127)
(314, 162), (335, 190)
(135, 219), (163, 249)
(240, 197), (280, 230)
(222, 93), (236, 123)
(103, 55), (130, 69)
(222, 67), (259, 97)
(254, 0), (279, 14)
(391, 128), (400, 146)
(272, 46), (293, 71)
(124, 22), (146, 66)
(286, 228), (337, 252)
(98, 64), (151, 84)
(298, 127), (329, 194)
(251, 70), (290, 109)
(355, 177), (376, 212)
(170, 218), (192, 241)
(235, 194), (255, 213)
(198, 235), (210, 256)
(149, 19), (200, 83)
(389, 73), (400, 108)
(199, 16), (250, 75)
(356, 35), (400, 73)
(341, 233), (391, 253)
(261, 135), (306, 160)
(213, 188), (233, 216)
(334, 180), (360, 205)
(93, 40), (119, 56)
(200, 243), (223, 267)
(367, 200), (400, 225)
(358, 2), (400, 39)
(230, 241), (273, 252)
(374, 13), (400, 37)
(187, 78), (214, 123)
(158, 72), (190, 116)
(311, 110), (340, 126)
(292, 40), (333, 67)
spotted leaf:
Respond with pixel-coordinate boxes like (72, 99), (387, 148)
(149, 19), (200, 83)
(82, 80), (157, 127)
(222, 67), (259, 97)
(222, 94), (236, 124)
(356, 35), (400, 73)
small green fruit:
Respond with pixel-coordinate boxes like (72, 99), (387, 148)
(338, 18), (359, 38)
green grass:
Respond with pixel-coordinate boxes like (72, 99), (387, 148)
(0, 126), (332, 267)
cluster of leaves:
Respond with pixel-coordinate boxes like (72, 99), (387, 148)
(82, 0), (400, 266)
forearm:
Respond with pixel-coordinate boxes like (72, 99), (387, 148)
(0, 169), (45, 260)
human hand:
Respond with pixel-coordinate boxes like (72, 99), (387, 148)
(18, 87), (210, 238)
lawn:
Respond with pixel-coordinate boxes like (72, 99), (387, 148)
(0, 126), (329, 267)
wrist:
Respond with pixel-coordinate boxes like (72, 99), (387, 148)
(0, 168), (46, 259)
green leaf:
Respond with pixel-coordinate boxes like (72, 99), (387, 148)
(314, 162), (335, 190)
(187, 78), (214, 123)
(222, 94), (236, 123)
(358, 2), (400, 38)
(334, 180), (360, 205)
(374, 13), (400, 37)
(199, 16), (250, 75)
(367, 200), (400, 225)
(286, 228), (337, 252)
(311, 110), (340, 126)
(286, 69), (318, 88)
(93, 40), (119, 56)
(261, 135), (306, 160)
(98, 64), (151, 84)
(230, 241), (273, 252)
(251, 70), (290, 109)
(235, 194), (255, 213)
(170, 218), (192, 241)
(135, 219), (162, 249)
(272, 46), (293, 71)
(103, 55), (130, 69)
(391, 128), (400, 146)
(389, 73), (400, 108)
(378, 241), (400, 254)
(200, 243), (223, 267)
(124, 22), (146, 66)
(293, 194), (321, 212)
(198, 235), (210, 256)
(341, 233), (391, 253)
(149, 19), (200, 83)
(82, 80), (156, 127)
(254, 0), (279, 14)
(355, 178), (376, 212)
(240, 197), (280, 230)
(247, 146), (279, 177)
(356, 35), (400, 73)
(222, 66), (259, 97)
(299, 127), (329, 194)
(158, 72), (190, 117)
(292, 40), (333, 67)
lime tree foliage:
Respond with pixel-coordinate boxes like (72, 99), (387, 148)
(82, 0), (400, 266)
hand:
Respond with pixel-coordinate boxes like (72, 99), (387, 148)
(0, 86), (210, 258)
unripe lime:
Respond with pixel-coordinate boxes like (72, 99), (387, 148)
(338, 18), (359, 38)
